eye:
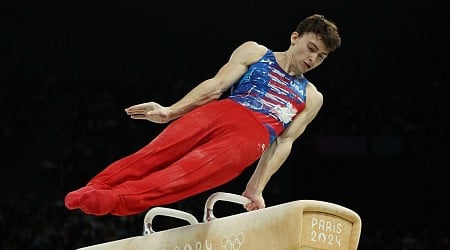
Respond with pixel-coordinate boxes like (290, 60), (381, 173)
(318, 53), (328, 60)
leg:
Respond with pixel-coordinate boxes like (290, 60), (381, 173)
(66, 100), (269, 216)
(65, 112), (212, 213)
(106, 101), (270, 215)
(110, 129), (268, 215)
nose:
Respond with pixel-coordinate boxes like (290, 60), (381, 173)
(308, 53), (318, 62)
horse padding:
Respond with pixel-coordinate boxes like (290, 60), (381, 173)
(78, 199), (362, 250)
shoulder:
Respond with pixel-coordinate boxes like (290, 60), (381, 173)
(237, 41), (267, 51)
(230, 41), (269, 66)
(305, 82), (323, 109)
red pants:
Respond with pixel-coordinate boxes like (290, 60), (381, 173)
(65, 99), (270, 216)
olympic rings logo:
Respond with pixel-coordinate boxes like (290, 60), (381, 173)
(162, 240), (212, 250)
(220, 232), (245, 250)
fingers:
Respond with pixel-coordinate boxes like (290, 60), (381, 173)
(244, 202), (259, 211)
(125, 107), (147, 117)
(125, 108), (144, 113)
(125, 102), (162, 115)
(125, 107), (147, 115)
(124, 102), (169, 124)
(125, 104), (145, 111)
(126, 110), (146, 117)
(129, 114), (148, 120)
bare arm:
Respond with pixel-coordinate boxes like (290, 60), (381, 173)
(125, 41), (268, 123)
(242, 83), (323, 211)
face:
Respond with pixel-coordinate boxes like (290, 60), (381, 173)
(289, 32), (329, 74)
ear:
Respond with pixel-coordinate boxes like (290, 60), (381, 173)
(290, 31), (300, 45)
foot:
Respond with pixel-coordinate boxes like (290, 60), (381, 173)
(79, 189), (119, 216)
(64, 186), (95, 210)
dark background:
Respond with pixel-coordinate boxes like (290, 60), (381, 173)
(1, 0), (448, 249)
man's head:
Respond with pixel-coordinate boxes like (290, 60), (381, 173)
(287, 14), (341, 74)
(296, 14), (341, 53)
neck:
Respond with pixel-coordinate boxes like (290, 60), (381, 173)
(274, 52), (302, 77)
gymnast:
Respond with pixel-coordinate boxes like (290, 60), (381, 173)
(64, 14), (342, 216)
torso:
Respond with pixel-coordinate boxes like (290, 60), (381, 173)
(228, 50), (308, 143)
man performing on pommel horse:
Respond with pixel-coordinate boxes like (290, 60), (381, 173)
(64, 14), (342, 217)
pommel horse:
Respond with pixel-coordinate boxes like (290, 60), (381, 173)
(78, 192), (362, 249)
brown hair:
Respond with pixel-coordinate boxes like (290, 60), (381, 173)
(296, 14), (341, 52)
